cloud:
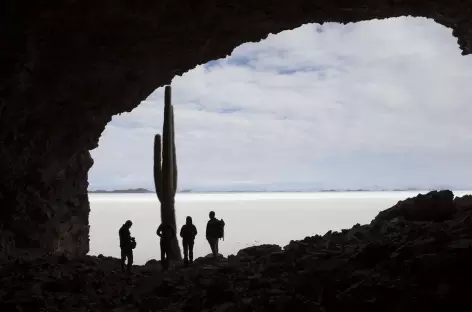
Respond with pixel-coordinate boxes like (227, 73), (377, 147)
(89, 17), (472, 191)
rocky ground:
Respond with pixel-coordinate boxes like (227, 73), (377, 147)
(1, 190), (472, 312)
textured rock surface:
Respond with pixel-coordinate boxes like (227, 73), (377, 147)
(373, 190), (456, 222)
(454, 194), (472, 212)
(2, 0), (472, 259)
(1, 192), (472, 311)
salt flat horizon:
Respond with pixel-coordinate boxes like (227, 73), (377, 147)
(88, 190), (472, 265)
(88, 189), (472, 201)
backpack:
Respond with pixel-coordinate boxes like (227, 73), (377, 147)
(217, 219), (225, 239)
(130, 237), (137, 249)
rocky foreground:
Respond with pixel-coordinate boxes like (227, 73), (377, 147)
(1, 190), (472, 312)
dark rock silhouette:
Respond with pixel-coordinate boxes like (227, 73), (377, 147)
(454, 194), (472, 212)
(237, 244), (282, 258)
(153, 85), (182, 261)
(373, 190), (456, 222)
(144, 259), (161, 269)
(1, 191), (472, 311)
(2, 0), (472, 262)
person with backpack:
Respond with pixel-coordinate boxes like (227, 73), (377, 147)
(156, 222), (175, 270)
(206, 211), (225, 259)
(119, 220), (136, 274)
(180, 216), (197, 266)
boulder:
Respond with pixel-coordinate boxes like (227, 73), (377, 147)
(373, 190), (456, 223)
(350, 242), (397, 267)
(193, 253), (227, 266)
(454, 195), (472, 212)
(237, 244), (281, 258)
(144, 259), (162, 271)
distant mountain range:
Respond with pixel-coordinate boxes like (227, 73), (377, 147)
(89, 188), (153, 194)
(178, 187), (454, 193)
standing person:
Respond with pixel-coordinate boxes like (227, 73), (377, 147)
(119, 220), (135, 274)
(156, 222), (175, 270)
(180, 216), (197, 266)
(206, 211), (225, 259)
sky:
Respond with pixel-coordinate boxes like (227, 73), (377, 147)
(89, 17), (472, 191)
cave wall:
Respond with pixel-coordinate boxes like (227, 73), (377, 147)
(1, 0), (471, 260)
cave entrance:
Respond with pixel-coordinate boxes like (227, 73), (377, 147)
(86, 18), (472, 263)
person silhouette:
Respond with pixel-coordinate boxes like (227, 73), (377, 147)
(206, 211), (225, 259)
(156, 222), (175, 270)
(180, 216), (197, 266)
(118, 220), (134, 274)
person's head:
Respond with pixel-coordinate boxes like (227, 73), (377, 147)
(125, 220), (133, 228)
(186, 216), (192, 224)
(209, 211), (215, 219)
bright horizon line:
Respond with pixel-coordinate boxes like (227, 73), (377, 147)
(87, 187), (471, 192)
(88, 190), (472, 203)
(88, 189), (472, 195)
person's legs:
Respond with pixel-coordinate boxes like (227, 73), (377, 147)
(160, 240), (168, 270)
(208, 237), (218, 258)
(183, 240), (189, 266)
(207, 238), (215, 257)
(127, 250), (133, 274)
(120, 248), (126, 273)
(189, 240), (194, 264)
(165, 240), (173, 269)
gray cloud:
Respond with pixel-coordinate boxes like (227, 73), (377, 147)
(89, 17), (472, 191)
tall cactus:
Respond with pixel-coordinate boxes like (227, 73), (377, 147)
(153, 85), (182, 261)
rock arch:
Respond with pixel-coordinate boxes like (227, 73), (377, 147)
(1, 0), (471, 259)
